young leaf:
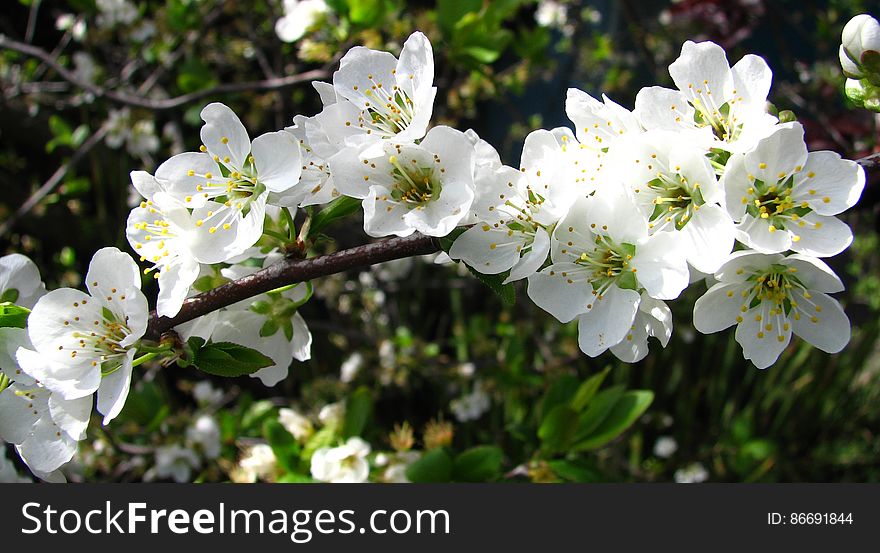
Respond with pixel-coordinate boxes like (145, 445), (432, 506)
(572, 390), (654, 451)
(464, 265), (516, 305)
(569, 367), (611, 412)
(191, 341), (274, 377)
(438, 226), (466, 253)
(453, 445), (503, 482)
(0, 303), (29, 329)
(263, 419), (302, 473)
(309, 196), (362, 237)
(571, 385), (625, 442)
(342, 386), (373, 439)
(538, 405), (579, 453)
(405, 448), (453, 483)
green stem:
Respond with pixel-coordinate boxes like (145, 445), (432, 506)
(282, 207), (297, 241)
(132, 352), (160, 368)
(263, 229), (291, 243)
(0, 371), (10, 393)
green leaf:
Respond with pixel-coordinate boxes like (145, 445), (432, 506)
(464, 265), (516, 305)
(572, 390), (654, 451)
(309, 196), (362, 237)
(569, 367), (611, 412)
(301, 427), (337, 463)
(547, 460), (601, 483)
(571, 385), (625, 442)
(0, 303), (29, 329)
(437, 0), (482, 34)
(453, 446), (503, 482)
(405, 448), (453, 483)
(438, 226), (467, 253)
(241, 399), (277, 433)
(191, 341), (274, 377)
(538, 374), (579, 421)
(342, 386), (373, 439)
(263, 419), (301, 473)
(259, 319), (279, 337)
(538, 405), (579, 453)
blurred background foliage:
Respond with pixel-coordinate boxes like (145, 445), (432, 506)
(1, 0), (878, 482)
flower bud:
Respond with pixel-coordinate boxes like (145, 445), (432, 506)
(840, 14), (880, 78)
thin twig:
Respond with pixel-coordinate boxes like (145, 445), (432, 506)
(0, 34), (329, 111)
(0, 125), (109, 236)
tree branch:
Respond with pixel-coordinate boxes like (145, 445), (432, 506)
(0, 125), (109, 237)
(143, 153), (880, 341)
(0, 34), (329, 111)
(144, 233), (441, 340)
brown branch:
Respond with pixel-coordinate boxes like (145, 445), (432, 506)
(859, 152), (880, 188)
(0, 125), (109, 237)
(0, 34), (329, 111)
(144, 233), (441, 340)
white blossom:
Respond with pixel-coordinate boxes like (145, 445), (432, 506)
(606, 130), (735, 273)
(0, 253), (46, 308)
(186, 414), (221, 459)
(153, 444), (200, 483)
(674, 462), (709, 483)
(450, 128), (577, 282)
(653, 436), (678, 458)
(278, 408), (314, 441)
(722, 123), (864, 257)
(310, 31), (436, 157)
(156, 103), (302, 255)
(16, 247), (147, 424)
(275, 0), (329, 43)
(635, 40), (777, 153)
(310, 437), (371, 483)
(527, 187), (689, 359)
(209, 256), (312, 387)
(332, 126), (475, 237)
(450, 382), (490, 422)
(693, 251), (850, 369)
(0, 328), (90, 477)
(235, 444), (277, 483)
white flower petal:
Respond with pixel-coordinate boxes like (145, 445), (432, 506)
(96, 349), (134, 424)
(527, 263), (594, 323)
(792, 151), (865, 216)
(291, 312), (312, 362)
(790, 290), (850, 354)
(363, 186), (415, 238)
(505, 226), (551, 283)
(199, 103), (251, 169)
(680, 204), (736, 274)
(448, 225), (522, 275)
(735, 303), (791, 369)
(631, 233), (689, 300)
(251, 131), (303, 193)
(779, 254), (844, 293)
(693, 283), (747, 334)
(789, 213), (852, 258)
(48, 393), (91, 440)
(577, 286), (641, 357)
(16, 416), (78, 473)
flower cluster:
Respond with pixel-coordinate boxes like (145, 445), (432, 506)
(445, 40), (864, 368)
(1, 248), (148, 480)
(1, 29), (867, 482)
(840, 13), (880, 111)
